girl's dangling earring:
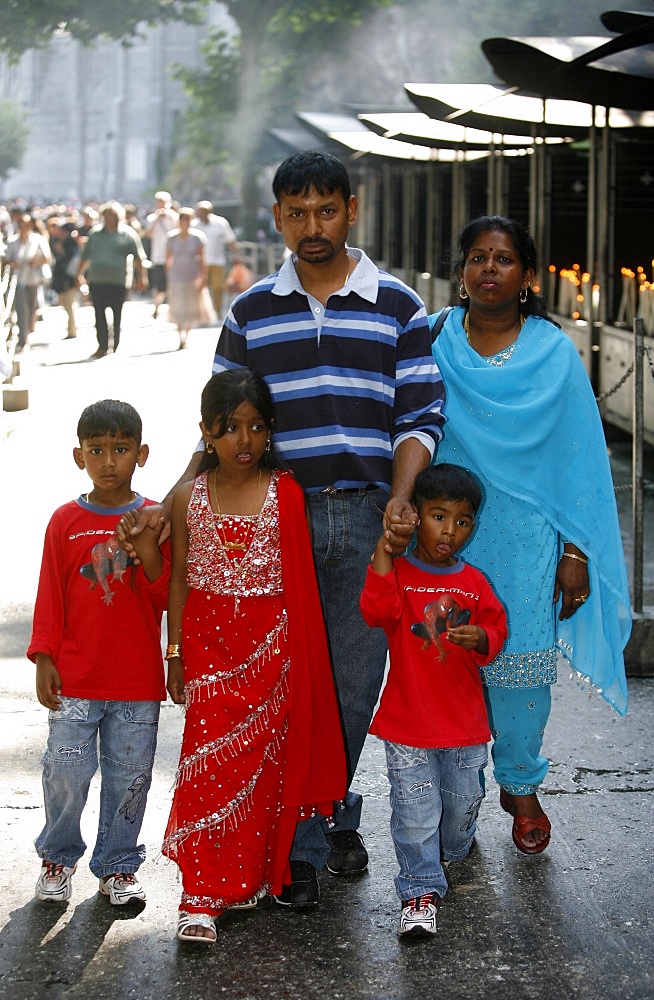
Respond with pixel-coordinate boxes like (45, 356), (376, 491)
(206, 441), (215, 454)
(265, 439), (271, 452)
(459, 283), (469, 300)
(519, 287), (528, 304)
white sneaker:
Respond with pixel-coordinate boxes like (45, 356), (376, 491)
(398, 893), (440, 936)
(99, 873), (146, 906)
(35, 861), (77, 902)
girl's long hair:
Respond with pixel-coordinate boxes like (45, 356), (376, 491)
(197, 368), (286, 474)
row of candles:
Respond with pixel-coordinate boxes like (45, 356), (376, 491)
(535, 264), (654, 332)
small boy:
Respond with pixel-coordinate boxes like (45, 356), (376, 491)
(360, 463), (507, 938)
(27, 399), (169, 906)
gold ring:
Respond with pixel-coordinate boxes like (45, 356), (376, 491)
(574, 594), (589, 603)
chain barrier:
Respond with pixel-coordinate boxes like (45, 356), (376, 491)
(594, 339), (654, 403)
(596, 363), (634, 403)
(614, 480), (654, 494)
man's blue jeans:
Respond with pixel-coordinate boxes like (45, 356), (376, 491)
(384, 741), (487, 901)
(35, 697), (160, 878)
(291, 488), (389, 870)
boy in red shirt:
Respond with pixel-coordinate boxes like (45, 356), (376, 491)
(360, 463), (507, 938)
(27, 400), (169, 906)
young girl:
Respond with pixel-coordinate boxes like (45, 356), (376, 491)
(163, 368), (347, 944)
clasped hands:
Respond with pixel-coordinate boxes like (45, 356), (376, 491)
(381, 497), (419, 555)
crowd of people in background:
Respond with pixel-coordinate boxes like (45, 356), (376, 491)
(0, 193), (241, 356)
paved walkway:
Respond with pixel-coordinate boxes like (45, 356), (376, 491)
(1, 303), (652, 999)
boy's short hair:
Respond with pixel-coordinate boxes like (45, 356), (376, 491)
(77, 400), (142, 444)
(272, 151), (351, 206)
(414, 463), (482, 515)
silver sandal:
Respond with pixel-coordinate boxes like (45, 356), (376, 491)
(177, 911), (216, 944)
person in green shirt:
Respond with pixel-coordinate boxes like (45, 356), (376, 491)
(78, 202), (148, 358)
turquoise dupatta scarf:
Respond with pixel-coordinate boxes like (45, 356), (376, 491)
(431, 306), (630, 716)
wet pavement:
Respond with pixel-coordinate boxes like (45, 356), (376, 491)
(1, 303), (653, 999)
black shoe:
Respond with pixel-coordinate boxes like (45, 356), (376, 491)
(325, 830), (368, 875)
(273, 861), (319, 908)
(91, 347), (107, 359)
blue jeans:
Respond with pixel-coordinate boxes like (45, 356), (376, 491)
(290, 488), (389, 870)
(35, 697), (160, 878)
(385, 741), (487, 902)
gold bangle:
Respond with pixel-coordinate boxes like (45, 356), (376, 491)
(562, 552), (588, 565)
(165, 643), (182, 660)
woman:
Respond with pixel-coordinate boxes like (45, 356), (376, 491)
(430, 216), (630, 854)
(165, 208), (207, 349)
(4, 214), (52, 351)
(50, 219), (81, 339)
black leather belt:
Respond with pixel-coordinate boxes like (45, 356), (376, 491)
(321, 484), (377, 495)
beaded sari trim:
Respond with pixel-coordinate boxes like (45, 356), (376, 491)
(162, 723), (287, 857)
(482, 646), (558, 689)
(184, 613), (288, 705)
(175, 660), (290, 787)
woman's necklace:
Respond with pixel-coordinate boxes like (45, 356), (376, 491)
(464, 311), (525, 367)
(212, 467), (262, 551)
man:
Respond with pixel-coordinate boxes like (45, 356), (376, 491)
(145, 191), (178, 319)
(78, 202), (147, 358)
(125, 151), (445, 907)
(193, 200), (239, 319)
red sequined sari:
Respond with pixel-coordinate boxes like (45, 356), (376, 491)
(162, 470), (346, 914)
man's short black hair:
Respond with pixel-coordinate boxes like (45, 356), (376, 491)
(414, 463), (482, 515)
(272, 150), (351, 205)
(77, 399), (142, 444)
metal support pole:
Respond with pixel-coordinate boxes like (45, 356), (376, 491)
(632, 316), (644, 613)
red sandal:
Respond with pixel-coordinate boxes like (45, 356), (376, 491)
(500, 788), (551, 854)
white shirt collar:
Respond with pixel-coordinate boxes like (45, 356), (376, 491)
(272, 247), (379, 303)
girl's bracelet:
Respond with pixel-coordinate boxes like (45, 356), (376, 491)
(561, 551), (588, 565)
(165, 643), (182, 660)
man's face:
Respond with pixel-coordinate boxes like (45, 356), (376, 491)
(273, 186), (357, 263)
(103, 210), (118, 232)
(195, 205), (209, 223)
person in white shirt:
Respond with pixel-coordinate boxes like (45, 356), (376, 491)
(193, 201), (239, 319)
(145, 191), (178, 319)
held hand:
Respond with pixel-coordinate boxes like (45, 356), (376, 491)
(117, 503), (167, 564)
(554, 556), (590, 620)
(167, 659), (186, 705)
(382, 498), (418, 555)
(446, 624), (489, 655)
(36, 659), (63, 711)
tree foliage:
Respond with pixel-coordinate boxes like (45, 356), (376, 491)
(172, 0), (396, 233)
(0, 0), (206, 60)
(0, 99), (29, 181)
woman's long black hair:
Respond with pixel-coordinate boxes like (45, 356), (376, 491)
(197, 368), (286, 474)
(455, 215), (556, 322)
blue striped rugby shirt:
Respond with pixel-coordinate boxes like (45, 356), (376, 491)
(212, 248), (445, 492)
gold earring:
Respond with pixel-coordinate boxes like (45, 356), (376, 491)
(206, 441), (215, 454)
(265, 439), (271, 452)
(520, 287), (528, 304)
(459, 283), (468, 300)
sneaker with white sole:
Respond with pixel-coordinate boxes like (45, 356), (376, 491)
(35, 861), (77, 902)
(398, 892), (440, 936)
(99, 873), (146, 906)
